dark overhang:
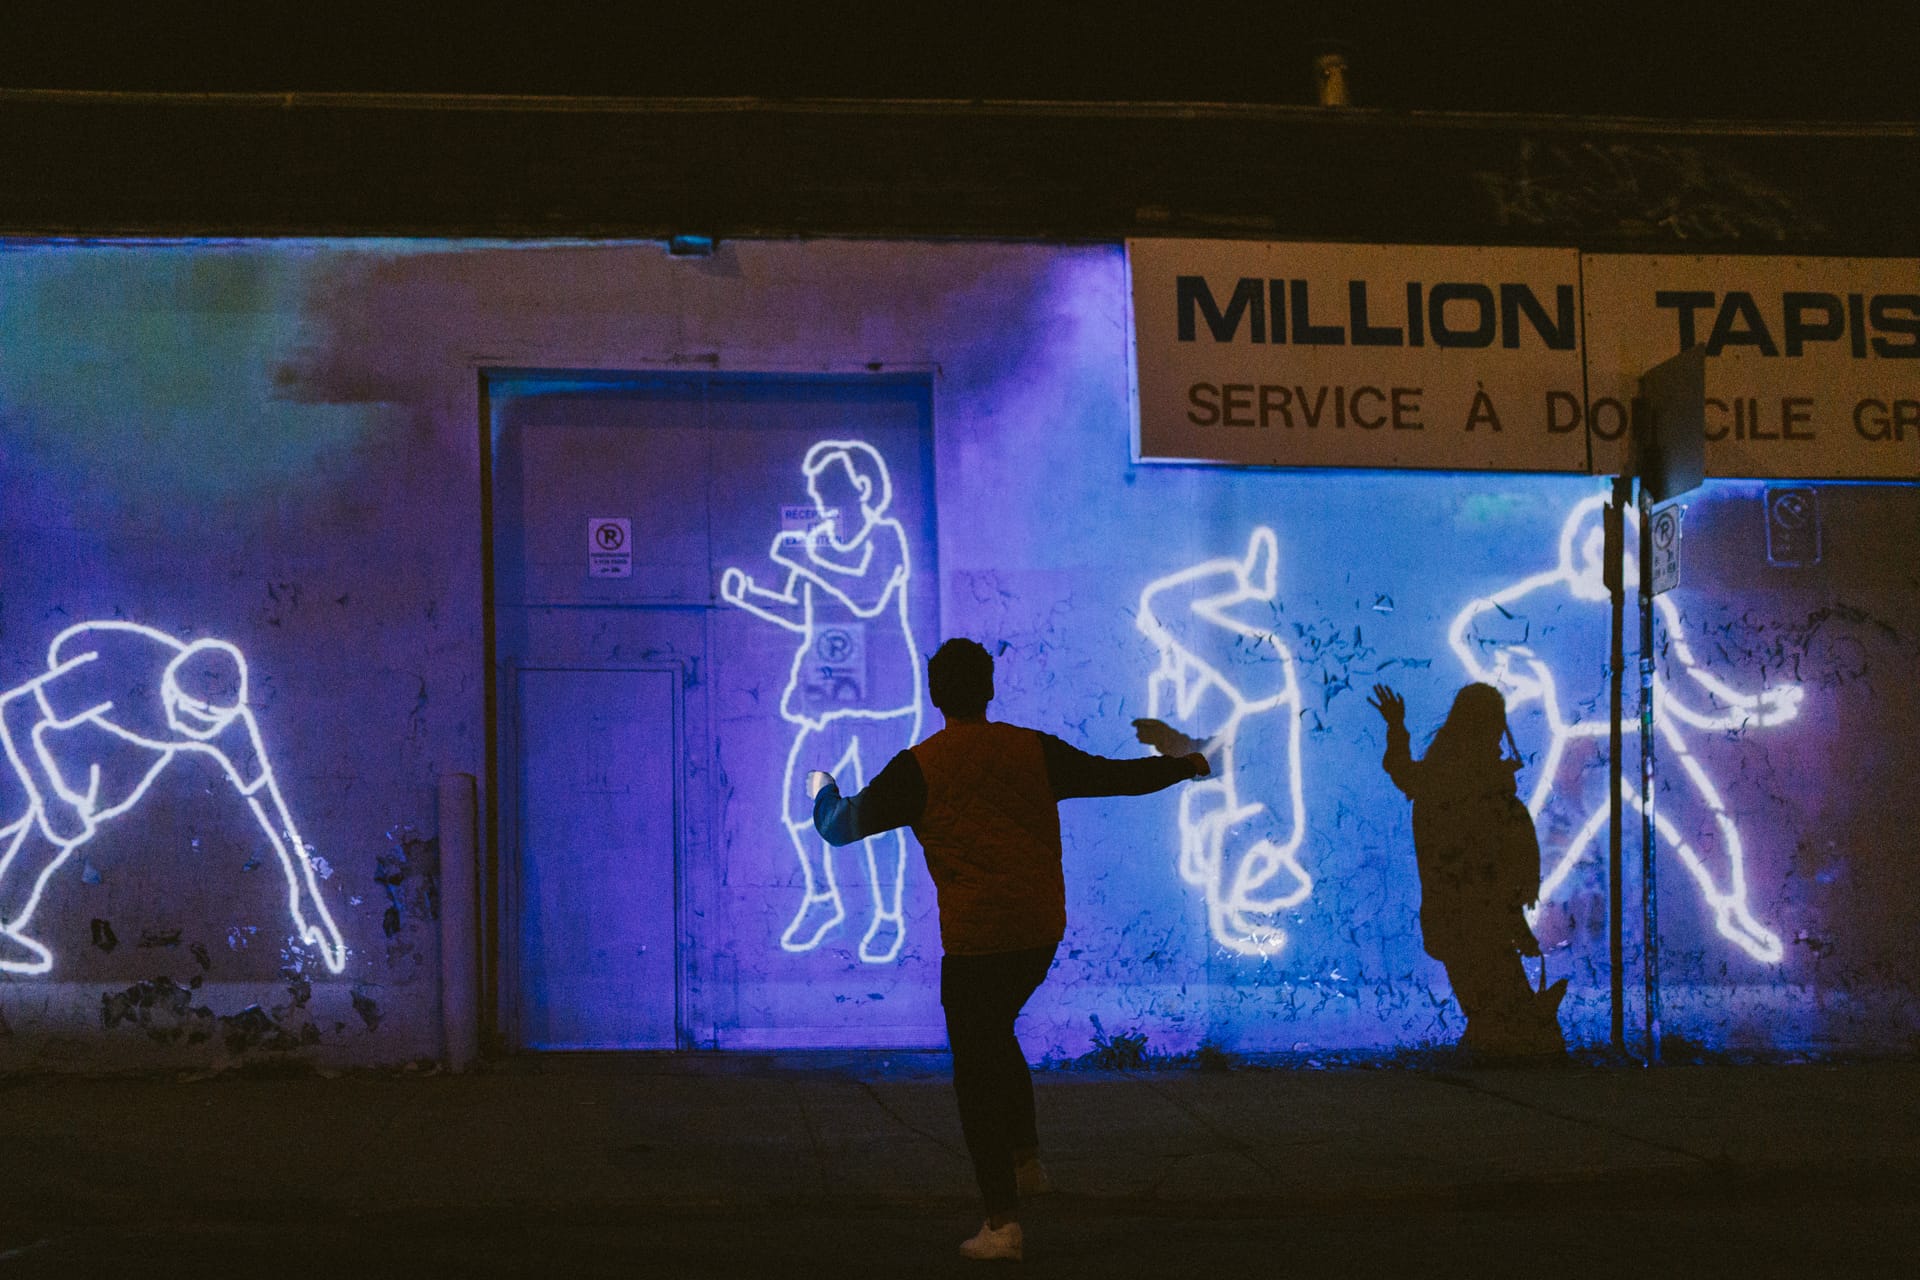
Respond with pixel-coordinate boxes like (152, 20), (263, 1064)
(1, 89), (1915, 254)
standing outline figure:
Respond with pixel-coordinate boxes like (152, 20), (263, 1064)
(1134, 526), (1313, 957)
(1447, 494), (1804, 963)
(0, 621), (347, 975)
(719, 439), (923, 964)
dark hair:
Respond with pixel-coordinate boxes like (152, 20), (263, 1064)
(1425, 682), (1509, 767)
(927, 638), (994, 718)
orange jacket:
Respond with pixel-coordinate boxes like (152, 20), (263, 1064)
(815, 719), (1199, 955)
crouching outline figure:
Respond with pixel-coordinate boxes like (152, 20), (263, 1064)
(0, 621), (347, 975)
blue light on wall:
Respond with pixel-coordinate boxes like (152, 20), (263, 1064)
(711, 457), (1821, 1050)
(3, 238), (1896, 1064)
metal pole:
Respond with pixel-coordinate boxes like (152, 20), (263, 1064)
(1637, 481), (1662, 1065)
(1604, 477), (1629, 1055)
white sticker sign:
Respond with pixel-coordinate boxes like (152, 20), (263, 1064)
(1649, 504), (1681, 596)
(587, 517), (632, 578)
(1129, 238), (1588, 472)
(1764, 487), (1822, 566)
(781, 505), (824, 533)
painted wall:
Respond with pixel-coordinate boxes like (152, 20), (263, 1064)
(0, 238), (1912, 1068)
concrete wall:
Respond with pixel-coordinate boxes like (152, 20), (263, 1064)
(0, 238), (1912, 1069)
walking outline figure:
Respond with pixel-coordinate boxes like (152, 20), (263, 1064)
(1135, 525), (1312, 957)
(1447, 494), (1804, 963)
(0, 620), (347, 975)
(720, 438), (923, 964)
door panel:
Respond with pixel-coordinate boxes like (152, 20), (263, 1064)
(514, 667), (679, 1049)
(495, 380), (710, 607)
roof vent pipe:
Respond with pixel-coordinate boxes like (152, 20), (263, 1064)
(1312, 43), (1354, 107)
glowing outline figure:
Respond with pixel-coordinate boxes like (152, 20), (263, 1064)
(1448, 494), (1804, 963)
(0, 621), (347, 975)
(1138, 527), (1313, 956)
(720, 440), (923, 964)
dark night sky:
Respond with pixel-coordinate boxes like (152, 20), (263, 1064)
(0, 3), (1913, 122)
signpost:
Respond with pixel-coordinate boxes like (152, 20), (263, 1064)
(1620, 346), (1707, 1063)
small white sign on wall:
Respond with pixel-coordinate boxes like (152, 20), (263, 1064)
(588, 517), (633, 578)
(1649, 504), (1681, 596)
(781, 505), (825, 533)
(1765, 487), (1822, 567)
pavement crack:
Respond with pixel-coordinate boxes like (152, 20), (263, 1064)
(855, 1081), (964, 1158)
(790, 1080), (836, 1197)
(1422, 1071), (1716, 1165)
(1139, 1078), (1284, 1178)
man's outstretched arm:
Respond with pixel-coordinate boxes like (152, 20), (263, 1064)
(812, 749), (927, 847)
(1041, 734), (1205, 802)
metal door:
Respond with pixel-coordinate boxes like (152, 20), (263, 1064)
(490, 372), (940, 1051)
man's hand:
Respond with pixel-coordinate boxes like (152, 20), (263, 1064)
(719, 567), (750, 606)
(805, 770), (834, 800)
(1134, 718), (1215, 778)
(1133, 717), (1206, 758)
(1367, 684), (1406, 727)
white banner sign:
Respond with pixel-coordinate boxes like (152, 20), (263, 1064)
(1583, 254), (1919, 481)
(1129, 239), (1588, 472)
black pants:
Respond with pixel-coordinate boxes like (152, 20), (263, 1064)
(941, 944), (1056, 1217)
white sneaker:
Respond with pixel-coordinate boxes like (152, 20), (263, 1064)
(959, 1220), (1024, 1262)
(1015, 1157), (1052, 1196)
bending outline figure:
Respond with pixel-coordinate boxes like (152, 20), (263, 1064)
(1138, 526), (1312, 956)
(0, 621), (347, 975)
(720, 439), (923, 964)
(1448, 495), (1803, 963)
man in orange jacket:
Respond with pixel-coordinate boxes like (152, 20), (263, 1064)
(809, 638), (1209, 1262)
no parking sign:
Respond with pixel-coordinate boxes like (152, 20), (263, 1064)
(1649, 504), (1681, 596)
(588, 517), (632, 578)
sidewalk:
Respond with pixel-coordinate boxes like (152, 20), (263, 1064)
(2, 1054), (1916, 1274)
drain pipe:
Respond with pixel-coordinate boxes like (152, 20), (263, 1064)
(438, 771), (480, 1072)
